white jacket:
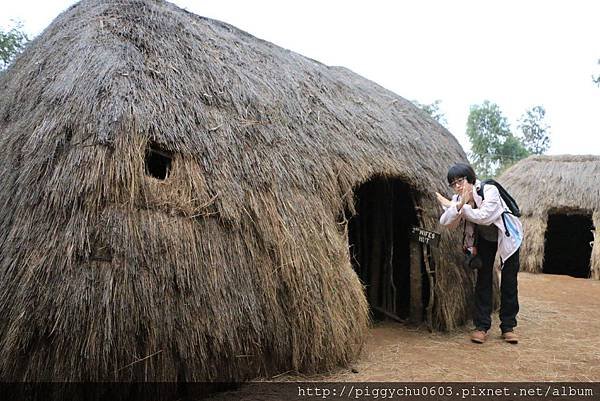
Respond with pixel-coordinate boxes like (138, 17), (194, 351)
(439, 180), (523, 264)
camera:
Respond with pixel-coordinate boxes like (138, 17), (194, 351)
(463, 248), (483, 270)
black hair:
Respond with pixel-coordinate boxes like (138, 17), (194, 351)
(447, 163), (477, 185)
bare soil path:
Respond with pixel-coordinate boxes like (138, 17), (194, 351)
(307, 272), (600, 382)
(209, 272), (600, 400)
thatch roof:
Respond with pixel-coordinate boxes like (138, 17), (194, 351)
(500, 155), (600, 215)
(0, 0), (472, 382)
(499, 155), (600, 278)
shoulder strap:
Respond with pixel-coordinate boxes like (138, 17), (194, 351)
(477, 179), (495, 200)
(477, 179), (513, 237)
(462, 219), (478, 248)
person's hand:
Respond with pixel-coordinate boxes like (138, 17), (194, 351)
(455, 183), (471, 211)
(436, 192), (451, 208)
(461, 182), (473, 204)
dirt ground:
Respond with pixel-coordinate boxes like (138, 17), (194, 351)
(294, 272), (600, 382)
(209, 272), (600, 399)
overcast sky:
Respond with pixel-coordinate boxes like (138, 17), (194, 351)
(3, 0), (600, 155)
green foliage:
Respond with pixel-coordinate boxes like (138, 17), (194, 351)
(412, 99), (447, 127)
(496, 134), (531, 175)
(0, 21), (28, 71)
(466, 101), (531, 178)
(594, 59), (600, 87)
(517, 105), (550, 155)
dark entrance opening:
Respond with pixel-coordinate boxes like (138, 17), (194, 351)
(145, 143), (172, 180)
(346, 176), (428, 322)
(543, 212), (594, 278)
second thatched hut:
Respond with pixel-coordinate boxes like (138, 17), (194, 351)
(499, 155), (599, 279)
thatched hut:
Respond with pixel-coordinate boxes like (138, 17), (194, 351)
(0, 0), (472, 382)
(499, 155), (599, 279)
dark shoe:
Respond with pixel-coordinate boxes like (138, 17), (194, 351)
(470, 330), (488, 344)
(502, 331), (519, 344)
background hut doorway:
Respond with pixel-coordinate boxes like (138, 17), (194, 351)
(543, 211), (594, 278)
(347, 177), (428, 323)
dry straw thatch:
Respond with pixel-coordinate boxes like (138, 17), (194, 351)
(0, 0), (473, 382)
(499, 155), (600, 279)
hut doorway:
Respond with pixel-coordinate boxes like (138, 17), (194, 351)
(347, 176), (428, 323)
(543, 211), (594, 278)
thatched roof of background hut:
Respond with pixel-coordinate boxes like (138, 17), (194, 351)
(0, 0), (471, 382)
(499, 155), (600, 278)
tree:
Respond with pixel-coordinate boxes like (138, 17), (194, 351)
(0, 21), (28, 71)
(466, 101), (529, 178)
(496, 134), (530, 175)
(517, 105), (550, 155)
(594, 58), (600, 87)
(412, 99), (448, 127)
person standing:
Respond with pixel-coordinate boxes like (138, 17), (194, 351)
(436, 163), (523, 344)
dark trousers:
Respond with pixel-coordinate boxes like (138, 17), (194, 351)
(474, 238), (520, 333)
